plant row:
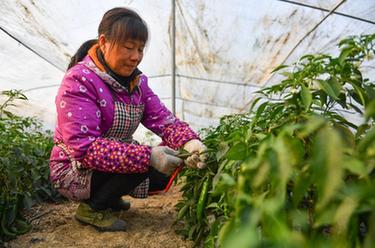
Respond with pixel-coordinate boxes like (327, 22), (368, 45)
(176, 34), (375, 247)
(0, 90), (56, 244)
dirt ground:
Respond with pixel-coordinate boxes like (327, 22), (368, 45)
(7, 185), (193, 248)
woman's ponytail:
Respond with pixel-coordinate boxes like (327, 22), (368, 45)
(67, 39), (98, 70)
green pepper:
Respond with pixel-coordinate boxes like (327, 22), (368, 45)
(196, 178), (209, 223)
(177, 148), (191, 159)
(1, 208), (16, 239)
(177, 148), (212, 160)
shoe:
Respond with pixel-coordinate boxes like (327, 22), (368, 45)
(110, 198), (131, 211)
(75, 202), (127, 232)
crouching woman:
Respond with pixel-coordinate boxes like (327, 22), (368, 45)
(49, 7), (206, 232)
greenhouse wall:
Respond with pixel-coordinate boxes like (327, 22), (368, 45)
(1, 0), (374, 134)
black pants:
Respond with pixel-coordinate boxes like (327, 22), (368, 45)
(88, 168), (169, 210)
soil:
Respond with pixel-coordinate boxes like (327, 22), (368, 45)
(7, 185), (193, 248)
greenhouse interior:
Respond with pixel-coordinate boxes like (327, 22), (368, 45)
(1, 0), (375, 247)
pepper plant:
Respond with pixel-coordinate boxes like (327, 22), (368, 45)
(0, 90), (56, 243)
(175, 34), (375, 247)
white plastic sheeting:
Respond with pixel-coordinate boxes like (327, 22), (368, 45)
(1, 0), (375, 136)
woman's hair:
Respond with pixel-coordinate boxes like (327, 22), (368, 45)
(99, 7), (148, 48)
(67, 7), (148, 70)
(67, 39), (98, 69)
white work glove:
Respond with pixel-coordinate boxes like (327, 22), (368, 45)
(183, 139), (208, 169)
(150, 146), (183, 175)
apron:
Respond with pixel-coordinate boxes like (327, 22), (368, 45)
(56, 87), (147, 201)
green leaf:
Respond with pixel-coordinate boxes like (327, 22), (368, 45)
(292, 166), (312, 207)
(352, 84), (366, 106)
(357, 127), (375, 154)
(298, 116), (326, 138)
(255, 101), (269, 120)
(337, 93), (347, 110)
(274, 134), (303, 185)
(311, 126), (344, 211)
(220, 173), (236, 187)
(206, 202), (220, 209)
(356, 124), (371, 138)
(333, 123), (355, 149)
(342, 157), (368, 178)
(252, 161), (270, 188)
(317, 90), (327, 107)
(364, 212), (375, 248)
(269, 105), (284, 120)
(216, 142), (229, 161)
(177, 205), (188, 220)
(316, 78), (341, 100)
(271, 64), (289, 73)
(364, 84), (375, 100)
(338, 47), (353, 65)
(226, 142), (248, 161)
(300, 54), (315, 61)
(300, 84), (312, 112)
(327, 112), (357, 129)
(365, 100), (375, 121)
(333, 196), (358, 234)
(248, 97), (262, 113)
(222, 224), (258, 248)
(314, 205), (337, 227)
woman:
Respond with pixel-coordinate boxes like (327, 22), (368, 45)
(49, 7), (207, 232)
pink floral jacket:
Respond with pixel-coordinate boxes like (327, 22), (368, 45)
(49, 55), (198, 186)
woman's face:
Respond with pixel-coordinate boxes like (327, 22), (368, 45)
(99, 35), (145, 77)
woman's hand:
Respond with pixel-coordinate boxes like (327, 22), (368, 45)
(150, 146), (183, 175)
(183, 139), (208, 169)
